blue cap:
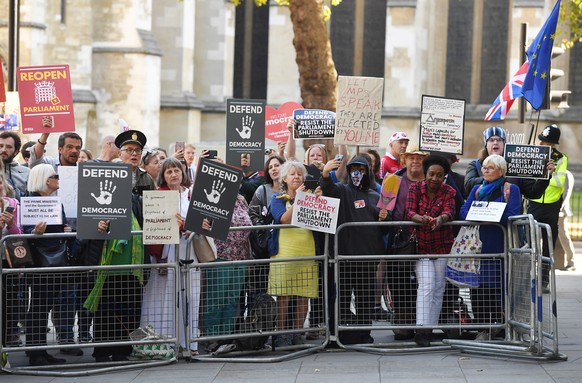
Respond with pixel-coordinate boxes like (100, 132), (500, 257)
(483, 127), (506, 147)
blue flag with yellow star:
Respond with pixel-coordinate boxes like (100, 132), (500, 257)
(522, 0), (561, 110)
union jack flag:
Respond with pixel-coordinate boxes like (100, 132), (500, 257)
(484, 61), (529, 121)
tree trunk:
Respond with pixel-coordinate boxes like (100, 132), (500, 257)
(288, 0), (338, 154)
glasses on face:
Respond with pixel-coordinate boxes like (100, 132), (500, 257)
(487, 138), (504, 143)
(482, 166), (498, 172)
(48, 174), (59, 180)
(121, 148), (143, 155)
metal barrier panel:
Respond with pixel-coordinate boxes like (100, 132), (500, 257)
(446, 215), (566, 360)
(1, 232), (180, 376)
(186, 225), (329, 362)
(334, 220), (508, 353)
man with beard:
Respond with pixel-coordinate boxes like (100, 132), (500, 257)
(0, 131), (30, 199)
(29, 131), (83, 170)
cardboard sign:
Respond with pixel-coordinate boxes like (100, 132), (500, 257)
(143, 190), (180, 245)
(16, 64), (75, 134)
(76, 162), (133, 240)
(335, 76), (383, 146)
(20, 197), (63, 226)
(226, 98), (265, 173)
(504, 144), (551, 179)
(57, 166), (78, 218)
(465, 201), (507, 223)
(184, 158), (243, 241)
(292, 109), (335, 139)
(291, 190), (340, 234)
(1, 92), (21, 131)
(265, 101), (303, 142)
(0, 57), (5, 103)
(419, 95), (465, 154)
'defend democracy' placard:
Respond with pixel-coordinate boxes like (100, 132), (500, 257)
(184, 158), (243, 241)
(291, 190), (340, 234)
(77, 162), (133, 240)
(292, 109), (335, 139)
(226, 98), (265, 173)
(504, 144), (551, 179)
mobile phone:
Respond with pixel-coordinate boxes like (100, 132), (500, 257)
(175, 141), (185, 153)
(5, 206), (14, 214)
(335, 154), (344, 161)
(207, 150), (218, 159)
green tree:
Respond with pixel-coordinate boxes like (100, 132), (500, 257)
(559, 0), (582, 49)
(233, 0), (339, 110)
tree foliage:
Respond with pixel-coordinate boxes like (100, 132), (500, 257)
(559, 0), (582, 48)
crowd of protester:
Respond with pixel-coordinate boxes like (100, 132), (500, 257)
(0, 120), (571, 365)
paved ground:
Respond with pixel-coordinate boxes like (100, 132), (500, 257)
(2, 244), (581, 382)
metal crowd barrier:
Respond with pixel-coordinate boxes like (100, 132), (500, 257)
(187, 224), (330, 362)
(334, 220), (511, 354)
(2, 218), (566, 375)
(1, 231), (180, 376)
(445, 214), (567, 361)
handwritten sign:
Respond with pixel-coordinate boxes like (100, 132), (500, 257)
(335, 76), (383, 146)
(291, 190), (340, 234)
(265, 101), (303, 142)
(465, 201), (507, 223)
(16, 64), (75, 134)
(293, 109), (335, 139)
(504, 144), (550, 179)
(419, 95), (465, 154)
(143, 190), (180, 245)
(20, 196), (63, 226)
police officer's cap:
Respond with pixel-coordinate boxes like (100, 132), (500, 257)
(115, 130), (147, 149)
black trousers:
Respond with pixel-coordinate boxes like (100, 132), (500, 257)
(92, 274), (142, 358)
(529, 199), (562, 285)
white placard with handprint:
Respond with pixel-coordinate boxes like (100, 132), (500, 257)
(226, 98), (266, 172)
(57, 166), (78, 218)
(20, 196), (63, 226)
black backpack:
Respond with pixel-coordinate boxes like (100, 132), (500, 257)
(235, 294), (277, 350)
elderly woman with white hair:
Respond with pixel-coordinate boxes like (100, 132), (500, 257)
(24, 164), (72, 366)
(460, 154), (521, 339)
(267, 160), (320, 347)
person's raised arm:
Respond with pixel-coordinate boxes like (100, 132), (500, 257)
(285, 118), (298, 161)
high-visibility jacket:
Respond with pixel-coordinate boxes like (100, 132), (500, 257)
(530, 149), (567, 204)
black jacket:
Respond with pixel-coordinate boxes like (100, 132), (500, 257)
(320, 156), (385, 256)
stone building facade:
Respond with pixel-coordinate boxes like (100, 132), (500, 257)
(0, 0), (580, 162)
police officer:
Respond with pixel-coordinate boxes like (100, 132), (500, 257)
(527, 124), (567, 291)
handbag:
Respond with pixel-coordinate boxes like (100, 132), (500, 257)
(130, 324), (175, 360)
(390, 227), (417, 255)
(4, 238), (34, 268)
(32, 240), (70, 267)
(249, 187), (273, 259)
(192, 234), (217, 263)
(446, 225), (482, 288)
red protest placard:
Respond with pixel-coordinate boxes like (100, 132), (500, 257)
(17, 64), (75, 133)
(265, 101), (303, 142)
(0, 57), (6, 103)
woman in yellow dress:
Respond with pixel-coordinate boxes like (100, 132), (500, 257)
(268, 160), (319, 347)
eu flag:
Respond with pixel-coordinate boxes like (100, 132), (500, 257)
(522, 0), (561, 110)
